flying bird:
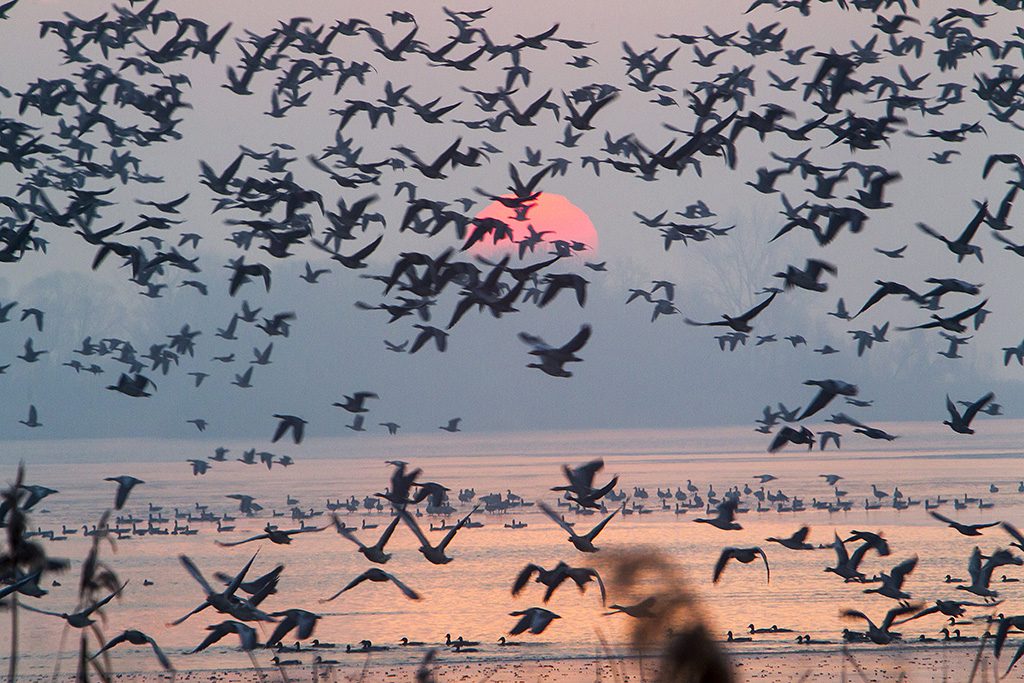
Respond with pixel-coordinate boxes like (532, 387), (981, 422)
(539, 502), (618, 552)
(92, 630), (173, 671)
(518, 324), (591, 377)
(104, 475), (144, 510)
(944, 392), (995, 434)
(713, 547), (770, 584)
(685, 292), (777, 333)
(271, 414), (307, 444)
(321, 568), (420, 601)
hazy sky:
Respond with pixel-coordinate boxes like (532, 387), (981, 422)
(0, 0), (1022, 456)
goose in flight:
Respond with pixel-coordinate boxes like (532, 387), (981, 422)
(512, 561), (607, 604)
(439, 417), (462, 432)
(695, 499), (742, 530)
(334, 513), (400, 564)
(301, 262), (331, 283)
(91, 630), (174, 671)
(313, 233), (384, 269)
(187, 459), (210, 476)
(212, 563), (283, 599)
(251, 343), (273, 365)
(1002, 522), (1024, 552)
(900, 599), (1000, 626)
(215, 523), (322, 547)
(333, 391), (379, 413)
(944, 392), (994, 434)
(17, 337), (47, 363)
(1003, 339), (1024, 366)
(399, 505), (478, 564)
(539, 501), (618, 552)
(916, 202), (987, 262)
(606, 596), (658, 618)
(518, 324), (591, 377)
(928, 510), (998, 536)
(226, 494), (262, 515)
(170, 553), (274, 626)
(863, 556), (918, 600)
(852, 280), (924, 318)
(19, 404), (40, 428)
(853, 425), (898, 441)
(841, 604), (919, 644)
(766, 526), (814, 550)
(271, 414), (307, 444)
(684, 292), (777, 333)
(991, 614), (1024, 674)
(509, 607), (561, 635)
(768, 425), (815, 452)
(957, 547), (1023, 599)
(825, 533), (886, 581)
(844, 530), (891, 555)
(0, 571), (43, 601)
(231, 367), (253, 388)
(819, 431), (842, 450)
(14, 483), (57, 511)
(550, 458), (618, 509)
(189, 621), (259, 654)
(410, 325), (448, 352)
(20, 307), (44, 332)
(713, 547), (770, 584)
(105, 475), (144, 510)
(22, 581), (127, 628)
(321, 568), (420, 601)
(828, 297), (851, 320)
(897, 299), (989, 334)
(107, 373), (156, 397)
(874, 245), (907, 258)
(773, 258), (836, 292)
(798, 379), (858, 420)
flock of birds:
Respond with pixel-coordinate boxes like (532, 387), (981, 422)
(4, 0), (1024, 677)
(0, 0), (1022, 452)
(11, 457), (1024, 675)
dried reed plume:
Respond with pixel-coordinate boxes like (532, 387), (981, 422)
(604, 549), (733, 683)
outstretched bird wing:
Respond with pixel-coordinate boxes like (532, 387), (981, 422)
(399, 508), (433, 548)
(512, 564), (541, 596)
(890, 556), (918, 586)
(386, 572), (421, 600)
(179, 555), (215, 595)
(756, 548), (771, 583)
(961, 391), (995, 426)
(739, 291), (778, 322)
(439, 505), (480, 550)
(944, 395), (962, 422)
(928, 510), (956, 527)
(538, 501), (577, 536)
(587, 507), (620, 539)
(559, 324), (592, 354)
(712, 548), (733, 583)
(215, 533), (268, 547)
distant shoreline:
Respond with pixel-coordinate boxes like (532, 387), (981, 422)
(3, 418), (1024, 466)
(12, 642), (1005, 682)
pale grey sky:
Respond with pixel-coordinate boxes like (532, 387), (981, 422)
(0, 0), (1021, 455)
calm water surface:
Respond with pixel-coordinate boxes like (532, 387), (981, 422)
(6, 424), (1024, 674)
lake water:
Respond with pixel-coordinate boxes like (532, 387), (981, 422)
(5, 422), (1024, 675)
